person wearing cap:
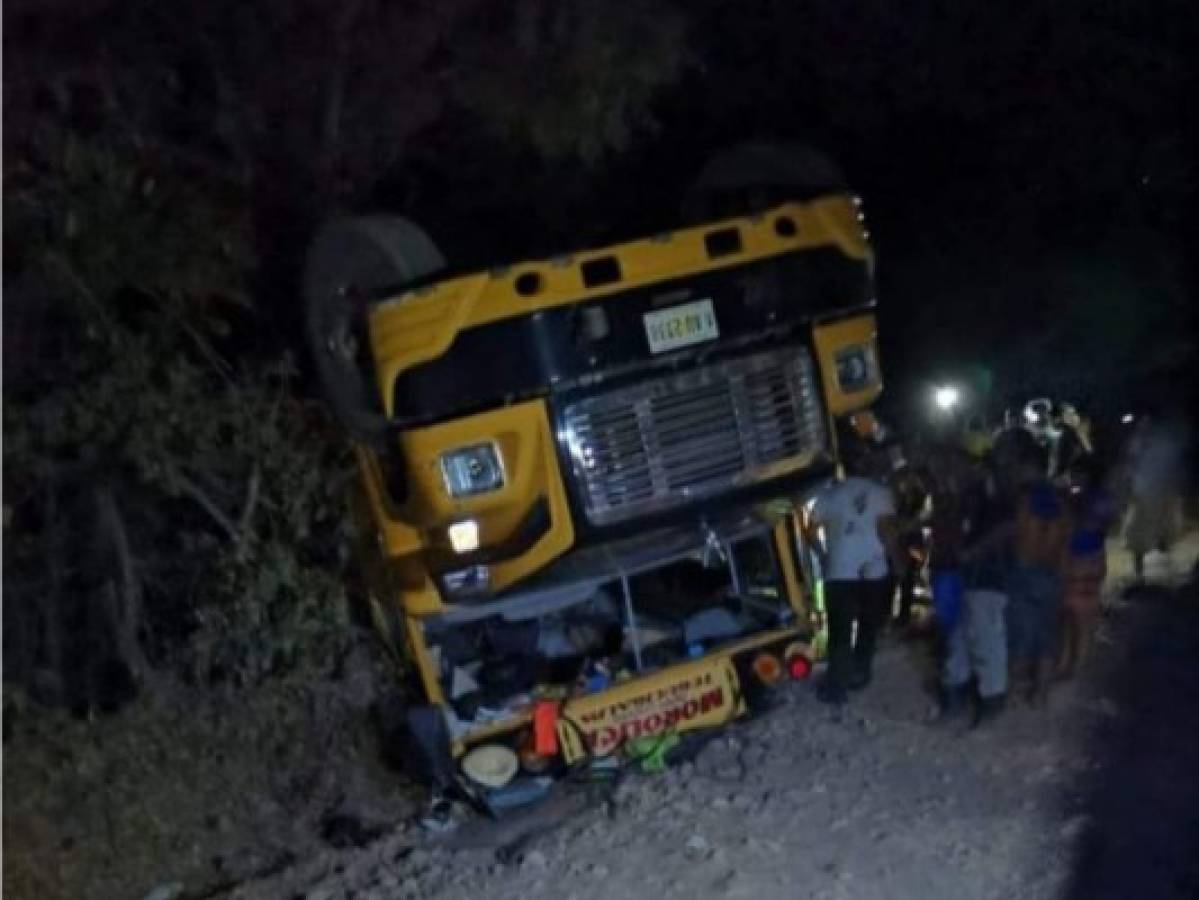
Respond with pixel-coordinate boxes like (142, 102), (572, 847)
(961, 414), (994, 461)
(809, 438), (905, 706)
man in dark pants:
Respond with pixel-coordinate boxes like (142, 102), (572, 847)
(811, 448), (905, 705)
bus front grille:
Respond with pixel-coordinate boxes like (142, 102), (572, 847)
(561, 347), (827, 526)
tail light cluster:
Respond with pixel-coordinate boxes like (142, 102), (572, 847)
(751, 652), (783, 684)
(750, 641), (813, 685)
(787, 653), (813, 680)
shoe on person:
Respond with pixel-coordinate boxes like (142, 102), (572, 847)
(815, 678), (848, 706)
(928, 683), (969, 723)
(1029, 661), (1053, 708)
(847, 668), (873, 692)
(971, 693), (1006, 729)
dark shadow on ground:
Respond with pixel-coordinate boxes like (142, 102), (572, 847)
(1062, 575), (1199, 900)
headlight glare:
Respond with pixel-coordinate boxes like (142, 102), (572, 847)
(447, 519), (480, 553)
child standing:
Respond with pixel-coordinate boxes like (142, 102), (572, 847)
(1058, 461), (1114, 678)
(1009, 473), (1070, 707)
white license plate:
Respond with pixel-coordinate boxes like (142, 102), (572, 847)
(643, 299), (719, 354)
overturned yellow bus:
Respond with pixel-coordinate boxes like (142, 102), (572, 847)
(304, 145), (884, 778)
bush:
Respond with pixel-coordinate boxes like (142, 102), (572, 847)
(3, 127), (356, 708)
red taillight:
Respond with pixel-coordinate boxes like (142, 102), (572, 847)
(788, 654), (813, 680)
(783, 641), (814, 680)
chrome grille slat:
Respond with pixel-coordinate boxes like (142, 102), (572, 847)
(659, 447), (744, 477)
(649, 400), (733, 429)
(664, 460), (744, 489)
(654, 412), (738, 443)
(562, 346), (827, 525)
(657, 431), (744, 458)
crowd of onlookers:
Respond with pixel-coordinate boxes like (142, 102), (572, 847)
(808, 406), (1191, 726)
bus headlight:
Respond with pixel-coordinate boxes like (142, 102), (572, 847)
(834, 345), (875, 393)
(447, 519), (480, 553)
(440, 443), (505, 498)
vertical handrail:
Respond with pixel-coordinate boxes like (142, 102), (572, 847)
(620, 572), (644, 672)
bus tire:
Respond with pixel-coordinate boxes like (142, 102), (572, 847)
(303, 216), (445, 440)
(682, 141), (847, 223)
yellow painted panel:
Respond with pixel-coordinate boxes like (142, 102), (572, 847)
(773, 517), (808, 617)
(556, 656), (743, 763)
(370, 196), (872, 416)
(397, 399), (575, 597)
(355, 446), (423, 556)
(404, 614), (446, 706)
(812, 313), (883, 416)
(354, 400), (575, 613)
(353, 446), (444, 615)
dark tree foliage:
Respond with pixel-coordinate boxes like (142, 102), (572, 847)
(2, 0), (691, 710)
(3, 125), (356, 706)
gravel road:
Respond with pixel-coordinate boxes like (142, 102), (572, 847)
(225, 541), (1199, 900)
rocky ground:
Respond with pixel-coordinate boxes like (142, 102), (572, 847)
(219, 537), (1199, 900)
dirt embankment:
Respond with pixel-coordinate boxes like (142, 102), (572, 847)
(2, 641), (419, 900)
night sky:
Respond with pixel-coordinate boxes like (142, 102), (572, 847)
(392, 1), (1196, 427)
(6, 0), (1197, 421)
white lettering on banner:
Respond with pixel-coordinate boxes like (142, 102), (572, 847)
(566, 669), (731, 755)
(585, 688), (727, 754)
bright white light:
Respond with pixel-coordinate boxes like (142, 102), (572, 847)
(934, 386), (960, 411)
(1122, 413), (1135, 425)
(448, 519), (480, 554)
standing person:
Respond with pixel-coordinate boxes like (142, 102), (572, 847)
(891, 461), (931, 629)
(1008, 450), (1070, 707)
(935, 433), (1027, 727)
(1058, 459), (1114, 678)
(926, 447), (972, 644)
(810, 446), (905, 706)
(1123, 414), (1187, 581)
(1049, 403), (1093, 483)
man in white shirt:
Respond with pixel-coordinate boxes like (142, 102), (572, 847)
(809, 448), (904, 705)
